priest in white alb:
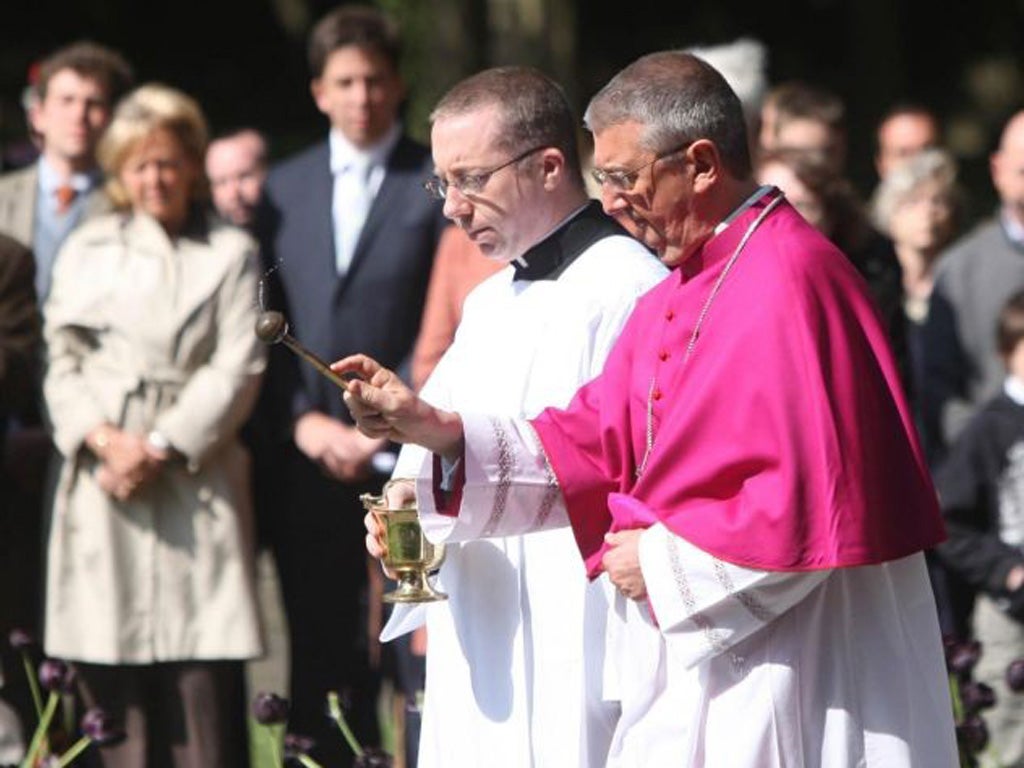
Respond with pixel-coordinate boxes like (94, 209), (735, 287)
(337, 52), (959, 767)
(375, 67), (666, 768)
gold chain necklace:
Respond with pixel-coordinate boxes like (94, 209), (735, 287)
(636, 193), (784, 478)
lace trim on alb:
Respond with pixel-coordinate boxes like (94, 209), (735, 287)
(667, 536), (749, 675)
(483, 417), (515, 536)
(667, 536), (729, 656)
(526, 422), (561, 528)
(712, 559), (775, 624)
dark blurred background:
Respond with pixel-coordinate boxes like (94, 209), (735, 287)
(2, 0), (1022, 215)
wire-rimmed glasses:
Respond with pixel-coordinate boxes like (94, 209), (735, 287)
(590, 141), (695, 193)
(424, 145), (547, 200)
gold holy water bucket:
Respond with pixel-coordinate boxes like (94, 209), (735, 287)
(360, 489), (447, 603)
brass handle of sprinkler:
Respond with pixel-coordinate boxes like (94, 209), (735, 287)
(254, 310), (353, 393)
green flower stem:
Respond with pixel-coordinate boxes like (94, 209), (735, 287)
(261, 723), (282, 768)
(55, 735), (92, 767)
(62, 693), (74, 741)
(20, 651), (43, 719)
(20, 691), (59, 768)
(327, 691), (364, 758)
(949, 674), (964, 722)
(297, 755), (324, 768)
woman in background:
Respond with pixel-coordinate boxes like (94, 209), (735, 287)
(42, 83), (264, 767)
(875, 148), (966, 640)
(872, 147), (961, 422)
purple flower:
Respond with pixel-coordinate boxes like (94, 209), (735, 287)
(283, 733), (316, 759)
(8, 628), (35, 651)
(353, 747), (394, 768)
(1007, 658), (1024, 692)
(956, 714), (989, 755)
(252, 691), (290, 725)
(38, 659), (75, 693)
(946, 639), (983, 679)
(960, 681), (997, 714)
(81, 707), (125, 746)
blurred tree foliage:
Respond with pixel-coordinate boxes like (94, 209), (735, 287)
(374, 0), (575, 143)
(1, 0), (1022, 211)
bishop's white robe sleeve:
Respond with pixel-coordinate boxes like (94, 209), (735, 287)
(638, 523), (831, 669)
(416, 413), (571, 544)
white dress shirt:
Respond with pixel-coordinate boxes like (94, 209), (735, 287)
(329, 124), (401, 275)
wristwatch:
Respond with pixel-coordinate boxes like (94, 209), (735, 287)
(88, 426), (113, 458)
(147, 430), (173, 454)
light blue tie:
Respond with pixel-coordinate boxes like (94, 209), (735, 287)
(334, 160), (373, 275)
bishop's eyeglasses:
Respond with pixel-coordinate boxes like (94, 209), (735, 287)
(590, 141), (695, 193)
(424, 145), (546, 200)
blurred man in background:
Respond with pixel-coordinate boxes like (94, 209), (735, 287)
(206, 127), (268, 231)
(255, 7), (445, 764)
(874, 103), (942, 181)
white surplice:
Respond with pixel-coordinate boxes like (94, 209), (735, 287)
(385, 232), (667, 768)
(416, 415), (960, 768)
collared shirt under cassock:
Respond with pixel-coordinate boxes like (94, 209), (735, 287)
(387, 202), (668, 768)
(419, 193), (959, 767)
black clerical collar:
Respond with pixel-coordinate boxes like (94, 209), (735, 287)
(512, 200), (628, 281)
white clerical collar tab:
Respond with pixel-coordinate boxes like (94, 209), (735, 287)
(714, 185), (776, 236)
(512, 201), (621, 282)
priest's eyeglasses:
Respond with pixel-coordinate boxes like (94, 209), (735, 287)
(590, 141), (695, 193)
(424, 145), (547, 200)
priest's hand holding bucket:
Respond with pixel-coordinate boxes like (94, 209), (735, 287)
(363, 479), (416, 573)
(360, 479), (448, 603)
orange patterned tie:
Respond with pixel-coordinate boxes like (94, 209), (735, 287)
(55, 184), (77, 215)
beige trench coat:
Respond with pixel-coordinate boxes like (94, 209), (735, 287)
(42, 211), (266, 664)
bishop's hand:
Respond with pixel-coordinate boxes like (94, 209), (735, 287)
(331, 354), (465, 460)
(603, 529), (648, 601)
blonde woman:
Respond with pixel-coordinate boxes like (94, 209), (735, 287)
(42, 84), (264, 767)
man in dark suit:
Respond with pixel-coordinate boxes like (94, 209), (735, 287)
(256, 6), (444, 763)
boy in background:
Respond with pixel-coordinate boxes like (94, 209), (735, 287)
(936, 288), (1024, 767)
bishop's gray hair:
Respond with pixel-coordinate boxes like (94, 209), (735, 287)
(584, 51), (752, 179)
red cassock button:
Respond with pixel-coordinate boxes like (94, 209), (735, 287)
(652, 390), (662, 401)
(659, 351), (669, 361)
(665, 310), (675, 321)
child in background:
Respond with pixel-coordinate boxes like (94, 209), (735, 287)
(936, 288), (1024, 767)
